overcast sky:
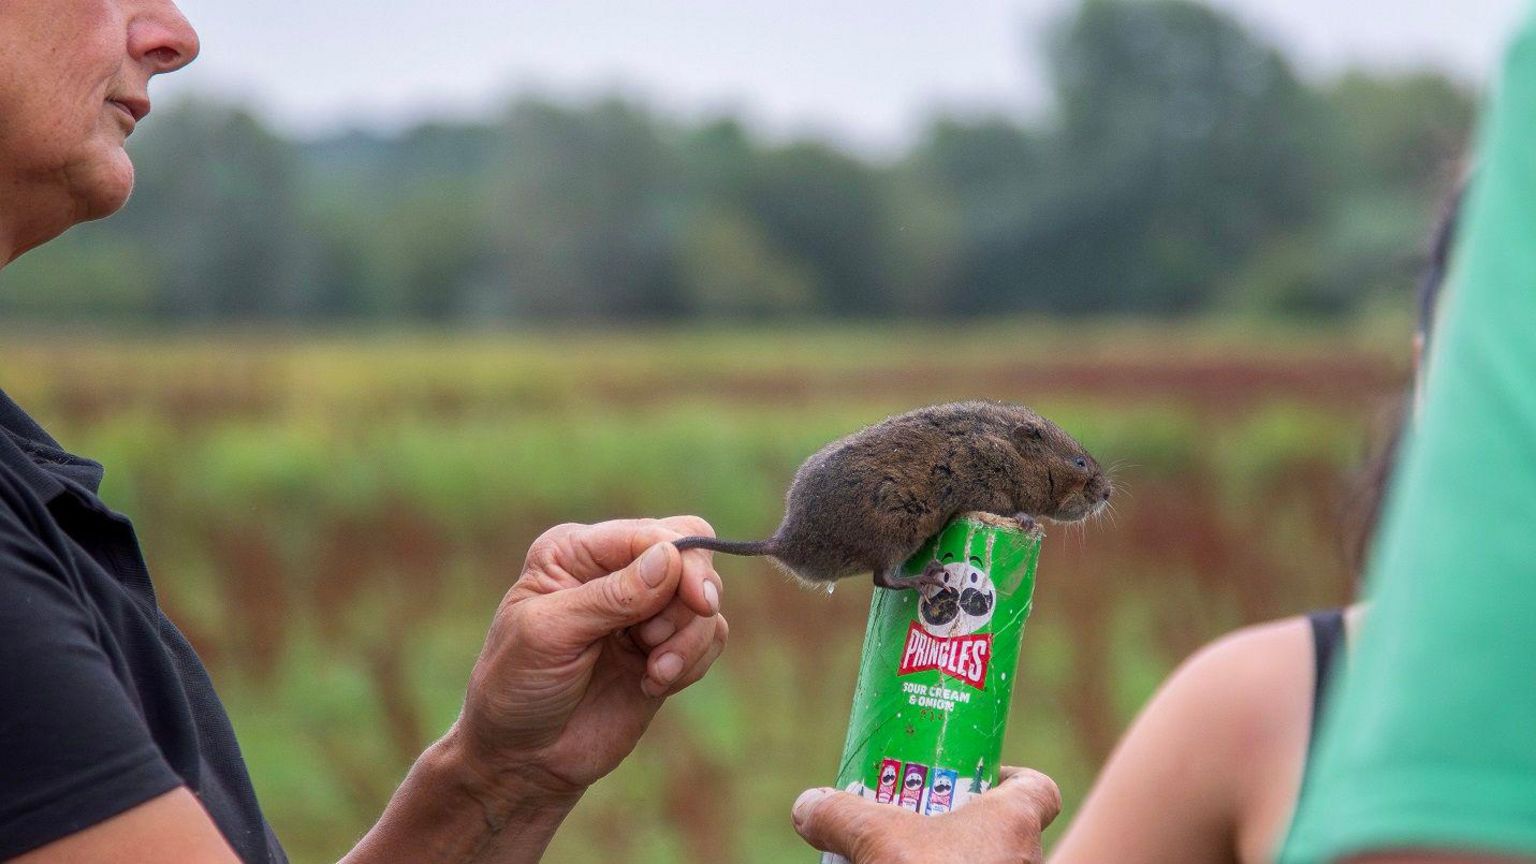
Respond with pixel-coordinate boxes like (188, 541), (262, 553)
(158, 0), (1531, 151)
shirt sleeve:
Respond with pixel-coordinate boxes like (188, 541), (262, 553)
(0, 494), (185, 859)
(1280, 9), (1536, 862)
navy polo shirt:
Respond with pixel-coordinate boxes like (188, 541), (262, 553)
(0, 389), (286, 862)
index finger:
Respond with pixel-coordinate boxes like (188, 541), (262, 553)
(532, 517), (697, 580)
(665, 516), (722, 618)
(600, 516), (720, 619)
(531, 517), (721, 617)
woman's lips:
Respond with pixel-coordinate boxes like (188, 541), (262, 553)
(107, 97), (150, 124)
(108, 100), (137, 130)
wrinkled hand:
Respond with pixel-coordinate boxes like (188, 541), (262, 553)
(453, 517), (728, 807)
(792, 766), (1061, 864)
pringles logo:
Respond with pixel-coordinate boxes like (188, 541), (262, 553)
(897, 622), (992, 689)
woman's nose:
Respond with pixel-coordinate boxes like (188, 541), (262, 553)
(130, 0), (201, 75)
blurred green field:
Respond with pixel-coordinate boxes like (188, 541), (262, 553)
(1, 321), (1408, 862)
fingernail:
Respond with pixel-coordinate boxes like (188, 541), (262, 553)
(792, 788), (832, 829)
(639, 616), (676, 646)
(638, 544), (669, 587)
(654, 652), (684, 683)
(703, 580), (720, 614)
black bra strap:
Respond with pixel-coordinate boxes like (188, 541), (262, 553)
(1307, 608), (1348, 753)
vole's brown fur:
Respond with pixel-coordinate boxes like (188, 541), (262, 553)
(674, 401), (1111, 588)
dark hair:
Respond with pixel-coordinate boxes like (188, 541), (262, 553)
(1343, 402), (1405, 576)
(1416, 182), (1464, 349)
(1342, 181), (1462, 576)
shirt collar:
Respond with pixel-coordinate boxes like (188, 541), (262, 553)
(0, 388), (106, 501)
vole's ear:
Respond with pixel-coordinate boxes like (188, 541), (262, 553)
(1011, 422), (1046, 450)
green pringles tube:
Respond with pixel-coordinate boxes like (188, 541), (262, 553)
(819, 512), (1043, 864)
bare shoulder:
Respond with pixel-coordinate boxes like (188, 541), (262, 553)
(1176, 616), (1315, 695)
(1159, 616), (1318, 861)
(1159, 615), (1316, 750)
(1050, 616), (1318, 863)
(1096, 613), (1320, 792)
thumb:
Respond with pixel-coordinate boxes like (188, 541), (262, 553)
(958, 766), (1061, 854)
(540, 542), (682, 646)
(792, 787), (906, 860)
(986, 766), (1062, 829)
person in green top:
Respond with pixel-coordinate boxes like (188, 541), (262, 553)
(1279, 6), (1536, 864)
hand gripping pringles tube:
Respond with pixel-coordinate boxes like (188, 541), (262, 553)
(818, 512), (1043, 864)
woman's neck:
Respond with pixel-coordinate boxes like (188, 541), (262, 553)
(0, 171), (81, 267)
(0, 198), (68, 268)
(0, 175), (24, 267)
(0, 203), (16, 267)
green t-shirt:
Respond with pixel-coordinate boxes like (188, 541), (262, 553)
(1280, 8), (1536, 862)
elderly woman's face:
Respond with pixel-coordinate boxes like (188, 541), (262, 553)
(0, 0), (198, 233)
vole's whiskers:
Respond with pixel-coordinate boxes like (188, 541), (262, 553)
(1106, 460), (1137, 497)
(1110, 476), (1133, 502)
(1069, 518), (1086, 555)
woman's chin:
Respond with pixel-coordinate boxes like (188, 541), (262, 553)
(75, 148), (136, 221)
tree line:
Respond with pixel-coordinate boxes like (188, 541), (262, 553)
(0, 0), (1474, 324)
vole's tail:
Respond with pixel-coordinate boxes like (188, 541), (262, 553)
(673, 536), (775, 557)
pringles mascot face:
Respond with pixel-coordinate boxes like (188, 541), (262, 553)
(918, 557), (997, 636)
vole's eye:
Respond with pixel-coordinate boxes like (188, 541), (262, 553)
(1073, 456), (1088, 470)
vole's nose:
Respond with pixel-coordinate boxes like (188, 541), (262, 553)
(1100, 486), (1112, 502)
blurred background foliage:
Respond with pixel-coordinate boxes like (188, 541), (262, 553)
(0, 0), (1472, 325)
(2, 322), (1404, 862)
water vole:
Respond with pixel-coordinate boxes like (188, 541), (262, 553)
(673, 401), (1111, 589)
